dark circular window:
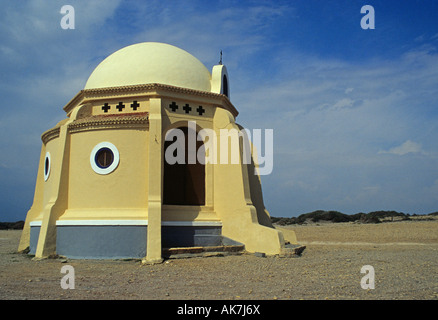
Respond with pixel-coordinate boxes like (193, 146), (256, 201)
(44, 152), (51, 181)
(95, 147), (114, 169)
(45, 157), (49, 174)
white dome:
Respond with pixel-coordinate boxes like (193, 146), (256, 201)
(84, 42), (212, 92)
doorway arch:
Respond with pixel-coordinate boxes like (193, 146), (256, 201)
(163, 126), (205, 205)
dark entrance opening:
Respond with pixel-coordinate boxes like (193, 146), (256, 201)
(163, 126), (205, 205)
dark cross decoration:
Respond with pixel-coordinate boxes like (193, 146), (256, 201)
(196, 105), (205, 116)
(131, 101), (140, 111)
(102, 103), (110, 113)
(169, 101), (178, 112)
(219, 50), (223, 65)
(182, 103), (192, 114)
(116, 102), (125, 112)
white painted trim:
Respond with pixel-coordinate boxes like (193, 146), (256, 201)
(53, 220), (222, 227)
(30, 221), (42, 227)
(56, 220), (148, 226)
(90, 142), (120, 175)
(162, 221), (222, 227)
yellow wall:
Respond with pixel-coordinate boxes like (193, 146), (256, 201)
(66, 129), (148, 213)
(18, 146), (45, 251)
(212, 108), (285, 255)
(35, 125), (71, 257)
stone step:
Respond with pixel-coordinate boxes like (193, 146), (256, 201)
(280, 244), (306, 257)
(162, 245), (245, 259)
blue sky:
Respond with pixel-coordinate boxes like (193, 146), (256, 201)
(1, 0), (438, 221)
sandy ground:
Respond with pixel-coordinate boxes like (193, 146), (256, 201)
(0, 219), (437, 300)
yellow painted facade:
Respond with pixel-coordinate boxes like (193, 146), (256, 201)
(19, 42), (298, 261)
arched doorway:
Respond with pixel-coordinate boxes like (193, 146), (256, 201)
(163, 126), (205, 205)
(222, 74), (229, 97)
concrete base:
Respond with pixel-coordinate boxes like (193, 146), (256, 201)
(56, 225), (147, 259)
(29, 226), (41, 255)
(29, 224), (234, 259)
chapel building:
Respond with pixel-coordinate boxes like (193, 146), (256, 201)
(19, 42), (298, 262)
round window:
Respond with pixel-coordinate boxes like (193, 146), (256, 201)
(90, 142), (119, 175)
(44, 152), (51, 181)
(95, 148), (114, 169)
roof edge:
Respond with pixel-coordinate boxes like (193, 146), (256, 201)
(63, 83), (238, 118)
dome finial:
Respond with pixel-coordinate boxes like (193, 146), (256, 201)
(219, 50), (223, 65)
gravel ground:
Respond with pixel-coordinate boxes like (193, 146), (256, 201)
(0, 219), (437, 300)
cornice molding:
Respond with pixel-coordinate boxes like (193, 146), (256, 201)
(68, 112), (149, 134)
(63, 83), (238, 118)
(41, 127), (60, 145)
(41, 113), (149, 143)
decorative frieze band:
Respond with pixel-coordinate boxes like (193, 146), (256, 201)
(41, 113), (149, 144)
(68, 112), (149, 134)
(63, 83), (238, 118)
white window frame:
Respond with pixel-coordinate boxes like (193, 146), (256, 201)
(90, 142), (120, 175)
